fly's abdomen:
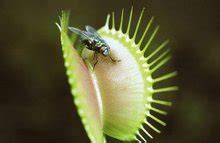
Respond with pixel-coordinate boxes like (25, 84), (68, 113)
(82, 39), (93, 50)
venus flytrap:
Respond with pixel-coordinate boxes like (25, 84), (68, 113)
(57, 7), (178, 143)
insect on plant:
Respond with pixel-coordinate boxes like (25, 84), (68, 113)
(69, 26), (121, 69)
(57, 7), (178, 143)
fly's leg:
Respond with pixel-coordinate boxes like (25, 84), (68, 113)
(82, 55), (88, 60)
(93, 60), (98, 71)
(93, 51), (97, 60)
(93, 52), (98, 70)
(109, 55), (121, 63)
(83, 57), (88, 60)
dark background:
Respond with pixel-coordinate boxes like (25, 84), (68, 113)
(0, 0), (219, 143)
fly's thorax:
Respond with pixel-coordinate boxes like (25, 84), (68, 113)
(94, 38), (103, 47)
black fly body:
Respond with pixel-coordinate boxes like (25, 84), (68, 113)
(69, 25), (120, 70)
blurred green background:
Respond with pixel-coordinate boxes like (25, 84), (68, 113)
(0, 0), (219, 142)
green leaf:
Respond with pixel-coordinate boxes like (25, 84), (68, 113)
(57, 11), (106, 143)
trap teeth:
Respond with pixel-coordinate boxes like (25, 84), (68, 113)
(96, 7), (177, 141)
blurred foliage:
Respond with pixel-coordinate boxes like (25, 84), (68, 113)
(0, 0), (219, 143)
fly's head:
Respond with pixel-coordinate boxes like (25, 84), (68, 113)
(100, 45), (110, 57)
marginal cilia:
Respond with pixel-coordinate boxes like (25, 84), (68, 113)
(98, 7), (178, 142)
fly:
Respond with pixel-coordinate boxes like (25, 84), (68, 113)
(68, 25), (120, 70)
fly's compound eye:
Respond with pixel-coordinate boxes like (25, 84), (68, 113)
(102, 48), (109, 56)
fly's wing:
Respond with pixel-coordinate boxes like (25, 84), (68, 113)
(85, 25), (99, 35)
(69, 27), (91, 40)
(85, 25), (105, 42)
